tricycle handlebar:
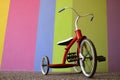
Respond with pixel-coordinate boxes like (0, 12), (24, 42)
(58, 7), (94, 30)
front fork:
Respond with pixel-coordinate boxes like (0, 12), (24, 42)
(77, 36), (87, 62)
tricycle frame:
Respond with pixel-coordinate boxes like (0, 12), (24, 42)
(49, 29), (82, 68)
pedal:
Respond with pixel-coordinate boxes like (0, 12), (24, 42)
(67, 52), (78, 62)
(97, 56), (106, 62)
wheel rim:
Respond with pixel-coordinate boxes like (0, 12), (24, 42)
(80, 39), (97, 77)
(41, 56), (49, 75)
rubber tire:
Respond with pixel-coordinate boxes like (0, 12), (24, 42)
(80, 38), (97, 78)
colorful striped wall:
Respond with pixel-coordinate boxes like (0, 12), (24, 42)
(0, 0), (120, 72)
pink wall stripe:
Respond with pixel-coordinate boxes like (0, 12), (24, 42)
(1, 0), (40, 71)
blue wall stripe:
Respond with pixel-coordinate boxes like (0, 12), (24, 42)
(34, 0), (56, 71)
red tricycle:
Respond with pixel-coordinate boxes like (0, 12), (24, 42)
(41, 7), (105, 78)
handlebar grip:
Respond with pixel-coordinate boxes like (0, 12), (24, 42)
(90, 16), (94, 21)
(58, 8), (65, 13)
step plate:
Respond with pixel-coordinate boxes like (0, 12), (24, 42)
(49, 64), (78, 68)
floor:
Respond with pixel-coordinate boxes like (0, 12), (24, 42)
(0, 72), (120, 80)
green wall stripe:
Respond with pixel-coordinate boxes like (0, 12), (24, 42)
(73, 0), (108, 72)
(53, 0), (73, 72)
(53, 0), (108, 72)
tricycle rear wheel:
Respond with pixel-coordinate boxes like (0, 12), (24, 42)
(41, 56), (49, 75)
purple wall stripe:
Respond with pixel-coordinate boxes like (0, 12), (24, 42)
(1, 0), (40, 71)
(107, 0), (120, 72)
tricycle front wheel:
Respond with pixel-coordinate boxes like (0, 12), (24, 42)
(80, 38), (97, 78)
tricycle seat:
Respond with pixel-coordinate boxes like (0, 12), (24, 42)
(57, 37), (73, 46)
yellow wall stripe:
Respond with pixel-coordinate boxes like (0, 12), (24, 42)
(0, 0), (10, 67)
